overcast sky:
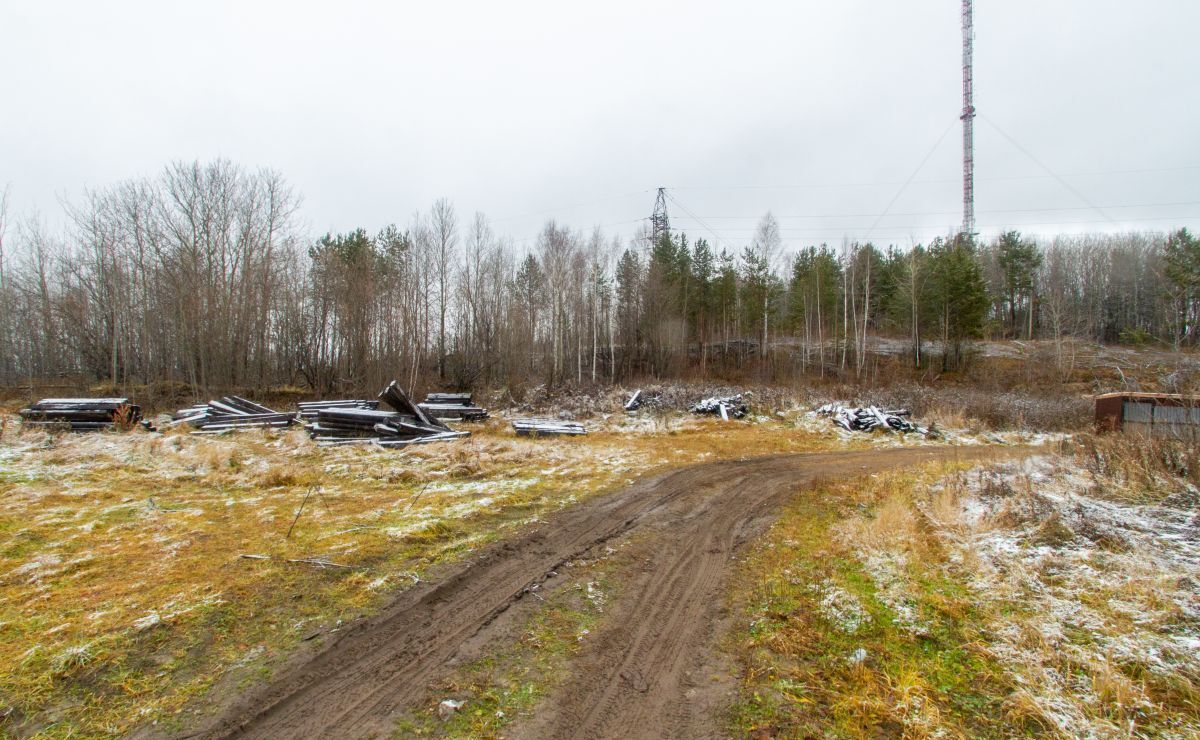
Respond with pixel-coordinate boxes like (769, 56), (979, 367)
(3, 0), (1199, 251)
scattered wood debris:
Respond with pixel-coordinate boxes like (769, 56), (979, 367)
(238, 553), (358, 569)
(512, 418), (587, 436)
(624, 389), (642, 411)
(19, 398), (144, 432)
(690, 395), (748, 420)
(419, 392), (489, 421)
(171, 396), (295, 433)
(816, 404), (923, 434)
(305, 381), (469, 448)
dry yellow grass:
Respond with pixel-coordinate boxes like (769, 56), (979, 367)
(0, 414), (837, 736)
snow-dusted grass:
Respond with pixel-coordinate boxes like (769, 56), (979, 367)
(929, 455), (1200, 735)
(0, 424), (640, 735)
(732, 439), (1200, 737)
(0, 411), (838, 736)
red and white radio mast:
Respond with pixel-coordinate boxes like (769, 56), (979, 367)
(960, 0), (976, 235)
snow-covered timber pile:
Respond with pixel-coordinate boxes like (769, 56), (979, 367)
(816, 403), (924, 434)
(690, 394), (749, 420)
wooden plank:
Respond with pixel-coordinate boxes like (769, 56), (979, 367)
(424, 393), (473, 405)
(624, 389), (641, 411)
(511, 418), (587, 436)
(207, 399), (246, 416)
(201, 412), (296, 425)
(379, 381), (445, 430)
(224, 396), (277, 415)
(21, 420), (117, 433)
(19, 409), (118, 421)
(35, 397), (130, 405)
(375, 431), (470, 447)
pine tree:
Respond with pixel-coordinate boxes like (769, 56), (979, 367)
(614, 249), (643, 376)
(996, 230), (1042, 339)
(1164, 227), (1200, 346)
(690, 239), (715, 372)
(929, 234), (990, 371)
(714, 249), (739, 345)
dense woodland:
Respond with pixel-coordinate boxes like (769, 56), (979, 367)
(0, 160), (1197, 394)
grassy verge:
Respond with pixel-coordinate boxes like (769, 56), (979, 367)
(727, 465), (1020, 737)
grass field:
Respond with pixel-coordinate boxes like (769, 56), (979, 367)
(0, 414), (844, 737)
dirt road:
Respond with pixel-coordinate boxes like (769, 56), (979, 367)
(187, 446), (1010, 739)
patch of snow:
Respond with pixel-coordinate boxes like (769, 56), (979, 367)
(813, 579), (870, 634)
(860, 553), (929, 636)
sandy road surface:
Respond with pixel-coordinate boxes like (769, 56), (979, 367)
(181, 446), (1010, 739)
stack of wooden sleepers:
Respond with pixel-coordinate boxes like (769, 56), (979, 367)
(19, 398), (142, 432)
(418, 392), (489, 421)
(297, 399), (379, 421)
(306, 381), (468, 447)
(511, 418), (587, 437)
(171, 396), (296, 433)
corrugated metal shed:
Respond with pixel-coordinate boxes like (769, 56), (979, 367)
(1095, 392), (1200, 438)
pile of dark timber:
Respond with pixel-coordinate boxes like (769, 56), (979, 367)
(297, 399), (379, 421)
(623, 388), (664, 412)
(419, 392), (489, 421)
(171, 396), (295, 433)
(816, 404), (922, 434)
(690, 394), (749, 420)
(19, 398), (143, 432)
(512, 418), (587, 437)
(306, 381), (468, 447)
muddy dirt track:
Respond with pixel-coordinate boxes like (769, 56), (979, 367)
(185, 446), (1012, 739)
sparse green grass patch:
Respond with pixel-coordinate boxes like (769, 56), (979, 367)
(728, 466), (1017, 738)
(390, 549), (625, 738)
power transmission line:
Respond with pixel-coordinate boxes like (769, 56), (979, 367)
(980, 114), (1118, 226)
(863, 120), (957, 242)
(664, 191), (733, 251)
(673, 213), (1200, 234)
(668, 199), (1200, 221)
(666, 165), (1200, 192)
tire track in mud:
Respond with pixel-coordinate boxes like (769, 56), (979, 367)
(181, 445), (1010, 739)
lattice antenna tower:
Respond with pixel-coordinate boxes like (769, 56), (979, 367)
(651, 187), (671, 245)
(960, 0), (977, 235)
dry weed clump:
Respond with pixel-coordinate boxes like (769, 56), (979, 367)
(865, 384), (1091, 432)
(1073, 433), (1200, 500)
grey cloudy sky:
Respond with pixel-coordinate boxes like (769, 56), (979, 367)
(3, 0), (1199, 251)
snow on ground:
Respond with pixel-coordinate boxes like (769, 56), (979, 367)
(927, 456), (1200, 735)
(812, 578), (871, 634)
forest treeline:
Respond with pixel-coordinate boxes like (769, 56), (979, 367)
(0, 160), (1197, 394)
